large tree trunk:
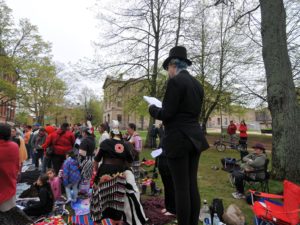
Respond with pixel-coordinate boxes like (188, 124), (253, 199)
(260, 0), (300, 183)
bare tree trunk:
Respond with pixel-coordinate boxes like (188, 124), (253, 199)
(260, 0), (300, 183)
(175, 0), (183, 46)
(146, 0), (161, 147)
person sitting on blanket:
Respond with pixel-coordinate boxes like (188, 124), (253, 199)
(46, 168), (62, 201)
(231, 143), (267, 199)
(91, 120), (147, 225)
(23, 174), (54, 217)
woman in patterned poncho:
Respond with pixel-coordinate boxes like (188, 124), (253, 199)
(91, 120), (147, 225)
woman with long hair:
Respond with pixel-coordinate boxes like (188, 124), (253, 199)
(91, 120), (147, 225)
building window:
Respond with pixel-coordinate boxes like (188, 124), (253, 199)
(117, 114), (122, 123)
(117, 98), (122, 107)
(224, 118), (228, 125)
(217, 118), (221, 125)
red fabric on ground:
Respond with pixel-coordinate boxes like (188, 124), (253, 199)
(142, 197), (175, 225)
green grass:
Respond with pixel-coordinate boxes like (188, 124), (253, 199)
(139, 147), (283, 225)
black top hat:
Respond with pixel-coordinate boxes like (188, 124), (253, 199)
(162, 46), (192, 70)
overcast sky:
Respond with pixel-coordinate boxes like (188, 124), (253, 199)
(6, 0), (99, 64)
(5, 0), (107, 98)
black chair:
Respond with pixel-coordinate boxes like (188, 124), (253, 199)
(243, 158), (270, 193)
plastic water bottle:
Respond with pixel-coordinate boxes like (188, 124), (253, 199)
(199, 200), (209, 221)
(202, 200), (211, 225)
(213, 213), (220, 225)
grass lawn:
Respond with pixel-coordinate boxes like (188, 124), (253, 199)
(93, 131), (282, 225)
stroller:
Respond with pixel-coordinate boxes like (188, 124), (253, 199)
(249, 180), (300, 225)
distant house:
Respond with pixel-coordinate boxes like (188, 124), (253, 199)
(207, 107), (272, 131)
(102, 76), (151, 130)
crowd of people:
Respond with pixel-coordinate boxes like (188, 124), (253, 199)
(0, 120), (148, 224)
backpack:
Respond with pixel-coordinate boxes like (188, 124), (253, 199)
(133, 134), (142, 152)
(221, 157), (238, 172)
(210, 198), (224, 222)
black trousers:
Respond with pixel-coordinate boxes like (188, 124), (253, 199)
(158, 155), (176, 214)
(232, 170), (254, 194)
(167, 146), (201, 225)
(52, 154), (66, 175)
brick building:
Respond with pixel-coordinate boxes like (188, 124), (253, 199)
(102, 76), (151, 130)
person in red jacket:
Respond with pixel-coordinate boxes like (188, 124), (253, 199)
(227, 120), (237, 143)
(238, 120), (248, 159)
(0, 123), (19, 212)
(43, 123), (75, 174)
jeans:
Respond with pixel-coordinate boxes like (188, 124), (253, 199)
(25, 144), (31, 160)
(34, 149), (44, 169)
(42, 156), (52, 173)
(65, 183), (79, 202)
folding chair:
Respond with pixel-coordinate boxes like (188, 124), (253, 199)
(249, 180), (300, 225)
(244, 158), (270, 193)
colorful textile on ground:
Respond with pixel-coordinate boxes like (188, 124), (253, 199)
(141, 160), (155, 166)
(90, 173), (126, 222)
(71, 198), (90, 215)
(142, 197), (176, 225)
(100, 218), (123, 225)
(67, 214), (98, 225)
(0, 206), (32, 225)
(34, 216), (66, 225)
(16, 183), (31, 198)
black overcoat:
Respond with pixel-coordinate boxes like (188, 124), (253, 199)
(149, 70), (209, 158)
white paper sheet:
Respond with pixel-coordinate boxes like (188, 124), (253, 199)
(143, 96), (162, 108)
(75, 138), (81, 145)
(151, 148), (163, 158)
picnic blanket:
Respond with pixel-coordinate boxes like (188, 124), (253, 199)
(142, 197), (175, 225)
(71, 198), (90, 216)
(35, 216), (66, 225)
(67, 214), (96, 225)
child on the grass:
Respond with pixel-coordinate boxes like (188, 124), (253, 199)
(63, 150), (81, 203)
(23, 174), (54, 217)
(46, 168), (62, 201)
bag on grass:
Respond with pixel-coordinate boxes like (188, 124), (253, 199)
(222, 204), (245, 225)
(210, 198), (224, 222)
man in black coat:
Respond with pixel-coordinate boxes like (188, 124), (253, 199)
(149, 46), (209, 225)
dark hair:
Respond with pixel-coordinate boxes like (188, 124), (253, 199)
(38, 174), (49, 185)
(27, 125), (32, 129)
(100, 123), (107, 131)
(46, 168), (56, 175)
(66, 150), (76, 158)
(0, 123), (11, 141)
(128, 123), (136, 131)
(110, 131), (123, 140)
(39, 128), (46, 132)
(241, 120), (247, 126)
(61, 123), (69, 131)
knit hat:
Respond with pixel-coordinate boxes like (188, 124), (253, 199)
(111, 120), (120, 135)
